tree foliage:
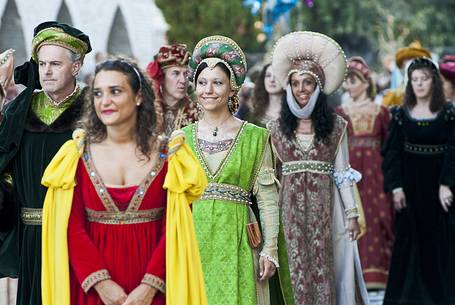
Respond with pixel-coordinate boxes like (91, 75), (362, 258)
(155, 0), (264, 52)
(290, 0), (455, 58)
(155, 0), (455, 67)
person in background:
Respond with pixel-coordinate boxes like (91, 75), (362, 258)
(439, 55), (455, 102)
(146, 44), (200, 136)
(247, 63), (284, 127)
(0, 47), (17, 305)
(383, 41), (431, 108)
(268, 31), (369, 305)
(336, 56), (394, 291)
(382, 57), (455, 305)
(0, 21), (91, 305)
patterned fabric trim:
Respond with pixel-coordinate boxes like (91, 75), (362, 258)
(193, 121), (246, 181)
(349, 136), (381, 149)
(201, 182), (251, 204)
(259, 251), (280, 268)
(333, 166), (362, 188)
(31, 86), (81, 125)
(82, 142), (164, 213)
(344, 207), (360, 219)
(141, 273), (166, 294)
(404, 142), (447, 155)
(81, 269), (111, 292)
(85, 207), (164, 225)
(198, 138), (233, 154)
(20, 208), (42, 225)
(247, 132), (270, 192)
(282, 160), (334, 176)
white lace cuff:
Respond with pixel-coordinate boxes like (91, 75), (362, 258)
(259, 251), (279, 268)
(333, 166), (362, 188)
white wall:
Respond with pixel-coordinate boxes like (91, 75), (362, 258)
(0, 0), (168, 75)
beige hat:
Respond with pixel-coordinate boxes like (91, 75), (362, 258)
(0, 49), (15, 98)
(272, 31), (346, 95)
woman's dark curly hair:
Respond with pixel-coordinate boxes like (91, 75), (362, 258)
(80, 58), (157, 159)
(279, 91), (335, 144)
(404, 57), (446, 113)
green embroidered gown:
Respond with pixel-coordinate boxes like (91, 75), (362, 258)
(0, 87), (85, 305)
(183, 121), (279, 305)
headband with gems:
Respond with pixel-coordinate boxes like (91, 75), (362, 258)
(407, 57), (439, 77)
(188, 35), (247, 91)
(118, 59), (143, 92)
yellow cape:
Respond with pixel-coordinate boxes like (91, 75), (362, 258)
(41, 129), (85, 305)
(164, 130), (208, 305)
(41, 129), (208, 305)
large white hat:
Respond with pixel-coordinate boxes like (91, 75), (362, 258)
(272, 31), (347, 95)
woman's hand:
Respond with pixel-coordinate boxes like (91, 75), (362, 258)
(439, 185), (453, 212)
(347, 218), (360, 241)
(392, 189), (406, 211)
(122, 284), (157, 305)
(94, 279), (127, 305)
(258, 256), (276, 281)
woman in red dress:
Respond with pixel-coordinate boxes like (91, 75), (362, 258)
(68, 59), (166, 305)
(336, 57), (394, 289)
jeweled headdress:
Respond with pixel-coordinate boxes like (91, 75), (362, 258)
(272, 31), (347, 95)
(31, 21), (91, 62)
(347, 56), (370, 81)
(146, 44), (190, 81)
(188, 35), (247, 91)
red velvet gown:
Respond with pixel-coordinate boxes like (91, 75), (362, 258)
(67, 151), (167, 305)
(336, 102), (394, 289)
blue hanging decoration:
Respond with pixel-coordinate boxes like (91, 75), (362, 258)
(244, 0), (315, 41)
(243, 0), (263, 15)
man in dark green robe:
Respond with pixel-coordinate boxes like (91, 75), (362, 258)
(0, 21), (91, 305)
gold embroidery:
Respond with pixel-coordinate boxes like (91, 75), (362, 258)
(31, 86), (81, 125)
(82, 143), (164, 213)
(142, 273), (165, 293)
(193, 121), (247, 181)
(349, 136), (381, 149)
(20, 208), (43, 225)
(282, 160), (334, 176)
(200, 182), (251, 204)
(81, 269), (110, 292)
(85, 208), (164, 225)
(343, 103), (380, 135)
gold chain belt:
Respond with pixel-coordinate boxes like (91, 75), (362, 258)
(21, 208), (43, 225)
(200, 182), (250, 204)
(404, 142), (447, 155)
(349, 137), (381, 149)
(282, 160), (334, 176)
(85, 208), (164, 225)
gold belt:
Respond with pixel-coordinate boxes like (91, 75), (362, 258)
(21, 208), (43, 225)
(200, 182), (251, 205)
(404, 142), (447, 155)
(349, 137), (381, 149)
(85, 208), (164, 225)
(282, 160), (334, 176)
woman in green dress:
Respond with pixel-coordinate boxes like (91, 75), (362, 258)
(183, 35), (280, 305)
